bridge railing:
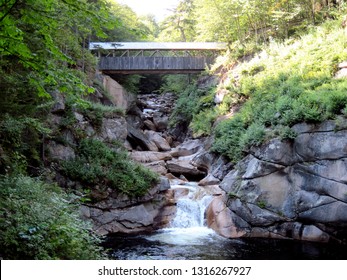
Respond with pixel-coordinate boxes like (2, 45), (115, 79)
(89, 42), (227, 57)
(91, 42), (226, 74)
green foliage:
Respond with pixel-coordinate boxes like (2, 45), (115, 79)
(257, 200), (267, 209)
(169, 81), (218, 135)
(190, 109), (218, 137)
(240, 122), (266, 150)
(228, 192), (239, 199)
(158, 0), (196, 42)
(211, 116), (246, 163)
(160, 75), (192, 94)
(61, 139), (159, 197)
(81, 102), (125, 131)
(212, 19), (347, 162)
(0, 0), (111, 98)
(0, 175), (103, 259)
(0, 115), (51, 174)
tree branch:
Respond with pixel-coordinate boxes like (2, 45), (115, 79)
(0, 0), (20, 23)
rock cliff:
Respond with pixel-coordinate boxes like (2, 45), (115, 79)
(206, 118), (347, 243)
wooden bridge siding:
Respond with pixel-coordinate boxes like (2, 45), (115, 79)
(99, 56), (214, 71)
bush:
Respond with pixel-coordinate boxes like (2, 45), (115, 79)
(211, 116), (246, 163)
(0, 175), (104, 260)
(0, 115), (51, 175)
(61, 139), (159, 197)
(190, 108), (218, 137)
(160, 74), (192, 94)
(211, 20), (347, 162)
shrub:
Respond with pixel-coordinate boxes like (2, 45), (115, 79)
(160, 74), (192, 94)
(61, 139), (159, 197)
(211, 20), (347, 162)
(0, 175), (103, 260)
(0, 115), (51, 175)
(190, 108), (218, 137)
(211, 115), (246, 163)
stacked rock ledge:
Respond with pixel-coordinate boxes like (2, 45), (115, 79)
(207, 118), (347, 243)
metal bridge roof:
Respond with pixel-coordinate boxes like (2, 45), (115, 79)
(89, 42), (227, 51)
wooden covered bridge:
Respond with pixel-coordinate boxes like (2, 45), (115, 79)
(89, 42), (227, 74)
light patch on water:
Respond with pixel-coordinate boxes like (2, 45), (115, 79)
(146, 227), (217, 246)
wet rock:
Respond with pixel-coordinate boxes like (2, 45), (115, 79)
(206, 196), (248, 238)
(173, 188), (190, 199)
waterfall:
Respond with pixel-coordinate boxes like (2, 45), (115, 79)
(146, 181), (216, 246)
(170, 182), (213, 228)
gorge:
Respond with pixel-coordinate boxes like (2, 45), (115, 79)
(2, 0), (347, 260)
(49, 71), (347, 259)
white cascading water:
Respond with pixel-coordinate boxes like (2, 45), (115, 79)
(146, 181), (216, 245)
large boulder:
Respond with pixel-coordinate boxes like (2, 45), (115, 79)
(130, 151), (172, 163)
(99, 117), (128, 143)
(82, 177), (175, 235)
(144, 130), (171, 151)
(167, 158), (205, 179)
(171, 139), (204, 157)
(206, 196), (248, 238)
(102, 75), (136, 112)
(127, 125), (158, 151)
(212, 119), (347, 243)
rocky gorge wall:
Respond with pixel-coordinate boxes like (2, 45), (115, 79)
(206, 119), (347, 243)
(46, 75), (176, 235)
(46, 73), (347, 244)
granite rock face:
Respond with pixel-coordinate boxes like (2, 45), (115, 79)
(208, 119), (347, 243)
(81, 176), (175, 235)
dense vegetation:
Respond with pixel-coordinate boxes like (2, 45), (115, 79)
(1, 0), (347, 259)
(0, 0), (159, 259)
(61, 139), (159, 198)
(165, 1), (347, 163)
(0, 175), (104, 259)
(211, 19), (347, 162)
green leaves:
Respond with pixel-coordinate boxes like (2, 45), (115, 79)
(61, 139), (159, 198)
(0, 175), (104, 259)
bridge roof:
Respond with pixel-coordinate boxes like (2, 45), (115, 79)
(89, 42), (227, 51)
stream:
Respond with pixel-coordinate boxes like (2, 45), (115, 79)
(103, 92), (347, 260)
(104, 181), (347, 260)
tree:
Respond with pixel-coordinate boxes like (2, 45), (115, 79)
(0, 0), (112, 105)
(158, 0), (197, 42)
